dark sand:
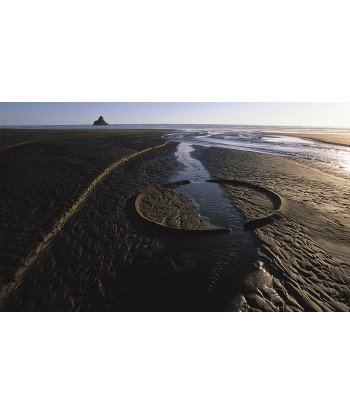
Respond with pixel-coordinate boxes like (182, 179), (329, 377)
(1, 129), (349, 311)
(0, 128), (170, 151)
(136, 185), (216, 230)
(0, 129), (178, 309)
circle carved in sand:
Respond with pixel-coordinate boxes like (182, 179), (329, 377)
(135, 181), (231, 235)
(134, 180), (283, 234)
(207, 179), (283, 230)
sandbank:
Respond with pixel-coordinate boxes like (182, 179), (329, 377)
(262, 131), (350, 146)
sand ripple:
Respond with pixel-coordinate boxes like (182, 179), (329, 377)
(196, 146), (350, 311)
(2, 133), (349, 311)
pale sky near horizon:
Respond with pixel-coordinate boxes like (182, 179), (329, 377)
(0, 102), (349, 127)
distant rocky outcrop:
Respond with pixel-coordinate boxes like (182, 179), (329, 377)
(93, 116), (108, 126)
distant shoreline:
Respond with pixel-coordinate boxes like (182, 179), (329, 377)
(1, 127), (350, 152)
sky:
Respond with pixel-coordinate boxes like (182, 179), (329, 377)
(0, 102), (350, 127)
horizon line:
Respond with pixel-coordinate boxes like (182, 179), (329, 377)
(1, 123), (350, 129)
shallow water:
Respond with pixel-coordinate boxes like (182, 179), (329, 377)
(171, 142), (241, 229)
(167, 142), (262, 306)
(165, 127), (350, 173)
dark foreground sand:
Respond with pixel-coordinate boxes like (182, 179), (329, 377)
(0, 129), (180, 310)
(0, 129), (349, 311)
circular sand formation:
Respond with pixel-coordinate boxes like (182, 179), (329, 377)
(207, 179), (283, 230)
(135, 181), (231, 235)
(135, 180), (283, 234)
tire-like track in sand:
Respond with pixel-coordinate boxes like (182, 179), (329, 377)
(0, 141), (172, 307)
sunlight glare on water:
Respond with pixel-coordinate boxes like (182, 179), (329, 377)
(339, 150), (350, 172)
(165, 127), (350, 177)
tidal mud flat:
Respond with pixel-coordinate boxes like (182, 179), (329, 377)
(0, 129), (179, 310)
(195, 146), (350, 311)
(1, 129), (349, 311)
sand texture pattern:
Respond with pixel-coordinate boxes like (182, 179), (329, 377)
(195, 147), (350, 311)
(0, 130), (178, 309)
(0, 139), (172, 305)
(135, 183), (231, 234)
(1, 129), (349, 311)
(136, 186), (214, 230)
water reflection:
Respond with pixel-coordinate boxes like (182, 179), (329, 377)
(166, 142), (262, 309)
(338, 150), (350, 172)
(165, 128), (350, 174)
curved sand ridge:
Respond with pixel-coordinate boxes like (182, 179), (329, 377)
(135, 180), (231, 235)
(0, 141), (173, 307)
(135, 179), (283, 234)
(207, 179), (284, 230)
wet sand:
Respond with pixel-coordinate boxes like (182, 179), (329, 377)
(1, 129), (349, 311)
(0, 129), (178, 309)
(262, 131), (350, 147)
(0, 128), (171, 151)
(195, 146), (350, 311)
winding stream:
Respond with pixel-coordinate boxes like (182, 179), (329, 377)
(166, 142), (263, 308)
